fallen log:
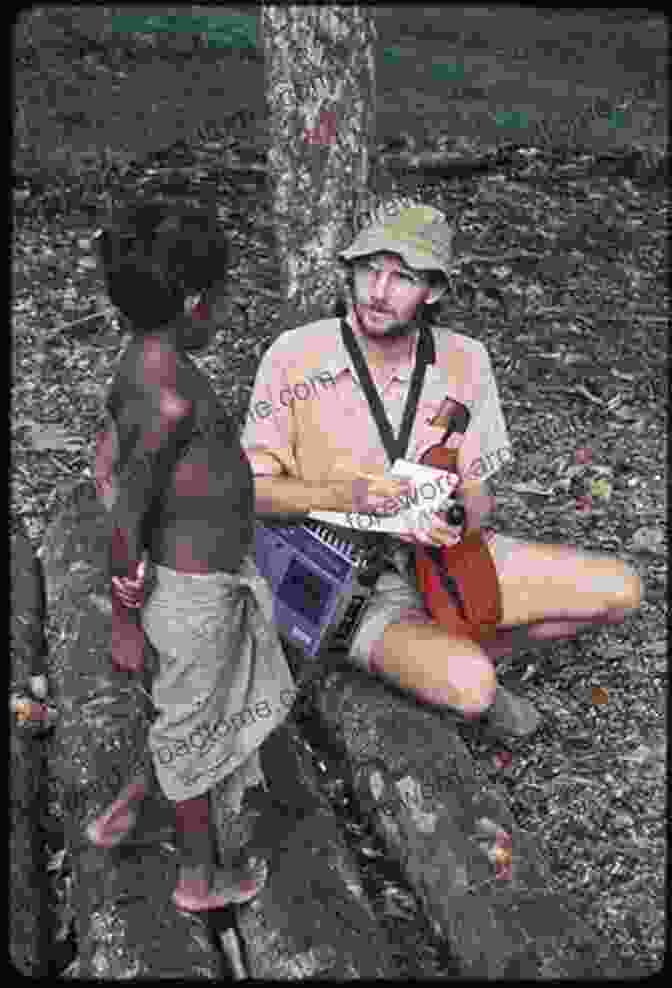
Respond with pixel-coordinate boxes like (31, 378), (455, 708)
(311, 656), (627, 978)
(10, 520), (51, 976)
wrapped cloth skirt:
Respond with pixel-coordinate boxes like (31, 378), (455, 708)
(141, 554), (295, 803)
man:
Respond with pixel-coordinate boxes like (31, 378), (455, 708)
(241, 203), (643, 741)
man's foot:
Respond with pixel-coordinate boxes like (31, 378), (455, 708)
(172, 857), (268, 912)
(86, 780), (147, 848)
(481, 685), (542, 742)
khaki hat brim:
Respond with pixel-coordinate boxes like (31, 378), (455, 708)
(339, 231), (450, 279)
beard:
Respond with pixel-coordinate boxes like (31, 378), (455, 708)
(353, 299), (423, 340)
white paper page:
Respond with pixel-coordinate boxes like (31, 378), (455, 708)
(308, 459), (459, 534)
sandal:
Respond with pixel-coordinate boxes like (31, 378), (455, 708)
(86, 780), (147, 848)
(172, 857), (268, 912)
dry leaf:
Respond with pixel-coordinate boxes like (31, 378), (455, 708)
(590, 477), (613, 501)
(26, 421), (82, 453)
(511, 482), (555, 496)
(591, 686), (609, 705)
(631, 526), (665, 553)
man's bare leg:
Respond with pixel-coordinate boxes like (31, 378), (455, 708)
(478, 541), (642, 660)
(495, 540), (642, 628)
(370, 619), (497, 717)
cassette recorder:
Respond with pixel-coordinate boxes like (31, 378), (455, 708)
(253, 519), (386, 658)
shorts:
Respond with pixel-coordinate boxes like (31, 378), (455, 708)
(347, 530), (518, 669)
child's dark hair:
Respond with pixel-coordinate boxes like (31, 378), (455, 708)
(96, 199), (229, 333)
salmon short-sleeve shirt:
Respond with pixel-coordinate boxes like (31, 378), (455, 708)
(240, 317), (512, 488)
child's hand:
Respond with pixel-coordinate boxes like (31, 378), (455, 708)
(112, 559), (146, 610)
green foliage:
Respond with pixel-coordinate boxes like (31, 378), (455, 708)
(494, 110), (530, 130)
(110, 13), (257, 50)
(430, 60), (466, 82)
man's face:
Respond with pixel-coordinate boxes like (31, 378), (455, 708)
(350, 253), (439, 338)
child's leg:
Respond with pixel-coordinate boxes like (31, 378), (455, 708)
(174, 792), (215, 884)
(211, 750), (266, 868)
(172, 787), (267, 911)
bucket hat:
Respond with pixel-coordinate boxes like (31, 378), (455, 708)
(339, 204), (454, 280)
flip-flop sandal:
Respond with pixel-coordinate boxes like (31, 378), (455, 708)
(86, 781), (147, 848)
(172, 857), (268, 912)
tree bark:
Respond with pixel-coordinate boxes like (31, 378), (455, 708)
(261, 3), (377, 332)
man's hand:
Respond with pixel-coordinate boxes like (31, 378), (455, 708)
(398, 511), (464, 548)
(341, 473), (415, 515)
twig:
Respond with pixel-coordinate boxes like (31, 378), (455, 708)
(48, 452), (80, 472)
(547, 384), (604, 405)
(45, 307), (116, 338)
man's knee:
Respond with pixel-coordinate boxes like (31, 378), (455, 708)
(443, 650), (497, 717)
(377, 620), (497, 717)
(415, 650), (496, 717)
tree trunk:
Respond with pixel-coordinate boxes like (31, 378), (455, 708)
(261, 3), (377, 332)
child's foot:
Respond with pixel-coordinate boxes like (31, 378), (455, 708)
(86, 780), (147, 848)
(172, 857), (268, 912)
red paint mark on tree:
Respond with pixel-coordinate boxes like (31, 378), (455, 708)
(304, 109), (338, 145)
(574, 447), (593, 464)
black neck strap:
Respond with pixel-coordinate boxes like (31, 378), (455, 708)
(340, 318), (436, 465)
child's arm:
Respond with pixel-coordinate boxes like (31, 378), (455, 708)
(95, 418), (119, 509)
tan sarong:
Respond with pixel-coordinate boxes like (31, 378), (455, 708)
(141, 554), (295, 802)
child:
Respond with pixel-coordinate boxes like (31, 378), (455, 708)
(88, 198), (295, 911)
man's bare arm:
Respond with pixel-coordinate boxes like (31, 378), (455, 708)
(253, 474), (414, 519)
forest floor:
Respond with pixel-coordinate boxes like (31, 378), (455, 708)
(12, 6), (668, 976)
